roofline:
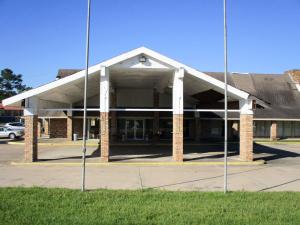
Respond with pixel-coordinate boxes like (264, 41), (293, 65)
(3, 46), (249, 106)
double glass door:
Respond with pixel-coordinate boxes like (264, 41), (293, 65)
(125, 119), (144, 140)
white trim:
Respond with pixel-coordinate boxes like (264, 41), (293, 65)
(253, 118), (300, 121)
(100, 66), (110, 112)
(239, 99), (253, 115)
(172, 67), (184, 114)
(2, 47), (250, 107)
(2, 65), (99, 106)
(39, 108), (240, 112)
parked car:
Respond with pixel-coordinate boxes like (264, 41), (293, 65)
(4, 122), (24, 131)
(0, 127), (24, 139)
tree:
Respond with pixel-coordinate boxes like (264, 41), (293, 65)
(0, 68), (32, 101)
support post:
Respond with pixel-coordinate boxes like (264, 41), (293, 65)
(239, 99), (254, 161)
(270, 121), (277, 141)
(37, 119), (42, 138)
(24, 97), (39, 162)
(100, 66), (110, 162)
(172, 68), (184, 162)
(67, 108), (73, 141)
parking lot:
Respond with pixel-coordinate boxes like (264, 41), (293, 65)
(0, 138), (299, 191)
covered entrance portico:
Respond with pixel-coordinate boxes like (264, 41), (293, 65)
(3, 47), (259, 163)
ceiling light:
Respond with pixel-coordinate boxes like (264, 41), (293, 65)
(139, 55), (147, 63)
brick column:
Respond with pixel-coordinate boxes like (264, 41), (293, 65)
(110, 90), (117, 142)
(172, 68), (184, 162)
(239, 114), (253, 161)
(44, 119), (49, 135)
(153, 89), (160, 142)
(173, 114), (183, 161)
(270, 121), (277, 141)
(37, 119), (42, 138)
(24, 115), (38, 162)
(100, 112), (109, 162)
(67, 116), (73, 140)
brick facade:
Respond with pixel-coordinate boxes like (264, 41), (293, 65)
(239, 114), (253, 161)
(270, 121), (277, 141)
(100, 112), (109, 162)
(67, 117), (73, 140)
(24, 115), (38, 162)
(173, 114), (183, 162)
(49, 119), (67, 138)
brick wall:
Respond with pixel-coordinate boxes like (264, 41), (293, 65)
(49, 118), (67, 138)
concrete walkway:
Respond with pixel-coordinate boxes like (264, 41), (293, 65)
(0, 140), (299, 191)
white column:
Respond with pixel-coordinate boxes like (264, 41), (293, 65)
(172, 67), (184, 115)
(100, 66), (110, 162)
(100, 66), (110, 113)
(172, 67), (184, 162)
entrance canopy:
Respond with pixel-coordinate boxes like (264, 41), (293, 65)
(3, 47), (254, 111)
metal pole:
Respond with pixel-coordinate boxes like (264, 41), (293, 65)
(223, 0), (228, 193)
(82, 0), (91, 192)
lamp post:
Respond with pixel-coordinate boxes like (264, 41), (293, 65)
(223, 0), (228, 193)
(82, 0), (91, 192)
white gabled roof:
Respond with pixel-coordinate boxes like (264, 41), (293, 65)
(2, 46), (249, 106)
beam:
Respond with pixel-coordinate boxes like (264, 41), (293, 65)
(39, 108), (241, 112)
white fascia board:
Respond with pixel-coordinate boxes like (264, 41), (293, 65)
(103, 47), (249, 100)
(184, 68), (249, 100)
(3, 46), (249, 106)
(102, 47), (181, 68)
(2, 64), (100, 106)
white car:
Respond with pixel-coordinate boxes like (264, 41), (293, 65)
(0, 127), (24, 139)
(4, 122), (24, 131)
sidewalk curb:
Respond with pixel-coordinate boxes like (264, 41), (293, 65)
(11, 160), (265, 166)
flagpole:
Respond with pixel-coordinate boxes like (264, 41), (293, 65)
(223, 0), (228, 193)
(82, 0), (91, 192)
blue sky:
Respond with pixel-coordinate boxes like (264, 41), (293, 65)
(0, 0), (299, 88)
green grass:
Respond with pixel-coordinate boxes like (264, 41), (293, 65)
(0, 188), (299, 225)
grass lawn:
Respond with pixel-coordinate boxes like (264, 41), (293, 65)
(0, 188), (299, 225)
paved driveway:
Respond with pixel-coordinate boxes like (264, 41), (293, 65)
(0, 139), (299, 191)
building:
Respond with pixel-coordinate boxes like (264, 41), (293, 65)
(0, 103), (23, 125)
(2, 47), (300, 162)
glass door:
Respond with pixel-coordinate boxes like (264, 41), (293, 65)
(126, 120), (135, 140)
(135, 120), (144, 140)
(125, 119), (144, 140)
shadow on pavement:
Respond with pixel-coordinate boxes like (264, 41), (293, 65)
(37, 141), (300, 163)
(254, 143), (300, 161)
(258, 178), (300, 191)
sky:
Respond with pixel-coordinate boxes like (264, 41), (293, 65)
(0, 0), (299, 88)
